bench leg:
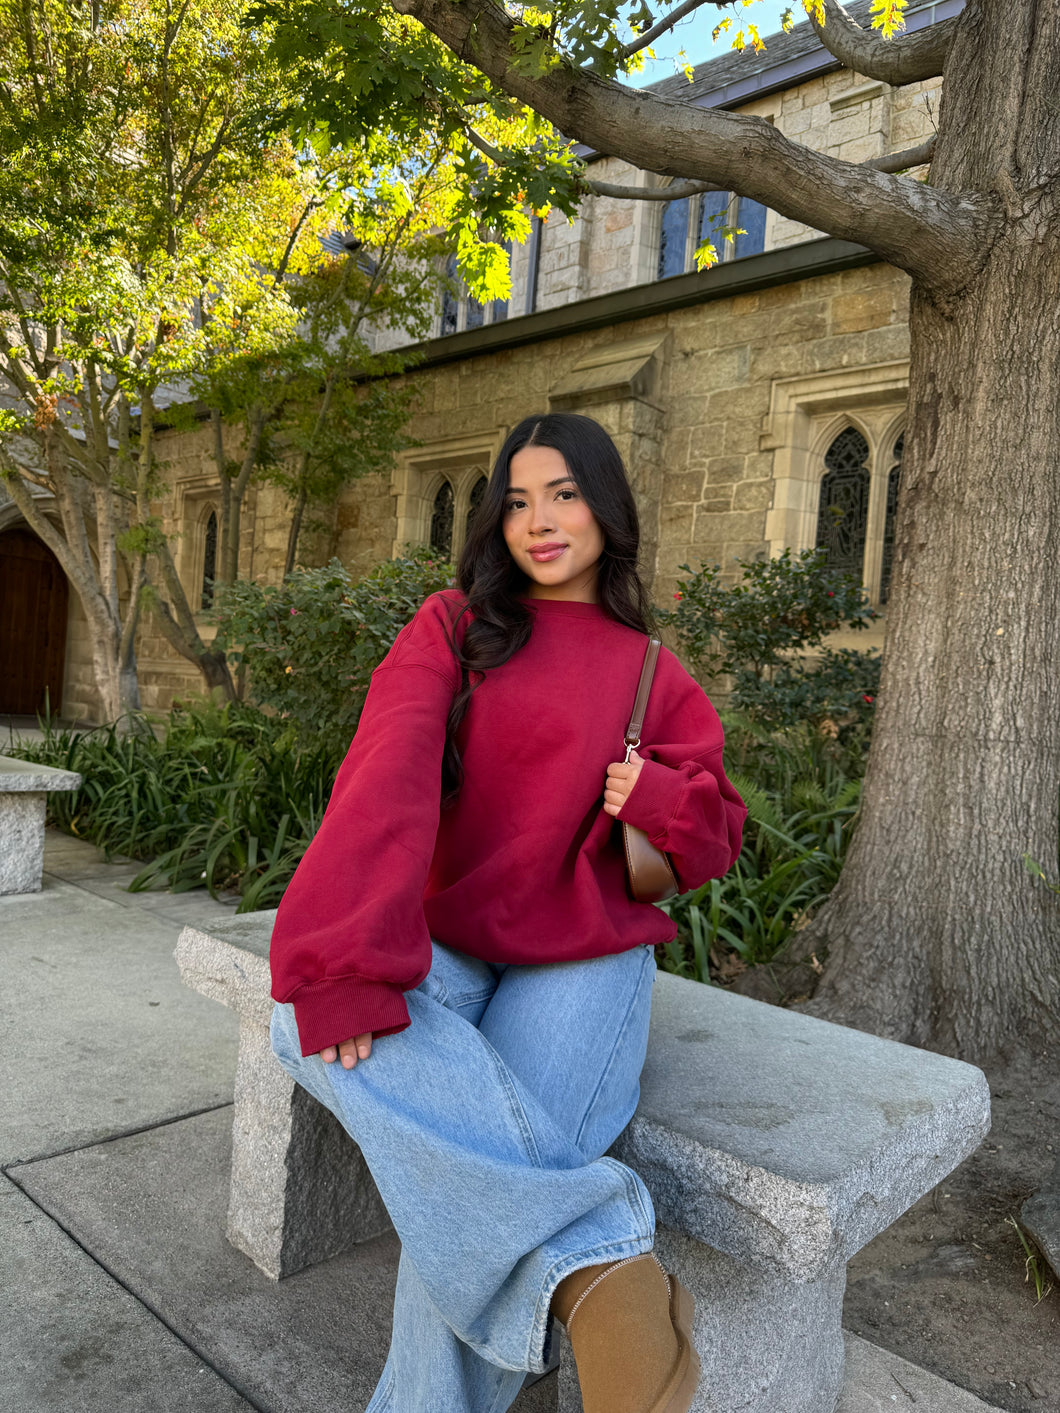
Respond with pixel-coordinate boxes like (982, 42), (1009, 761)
(0, 792), (46, 895)
(558, 1225), (845, 1413)
(226, 1014), (393, 1279)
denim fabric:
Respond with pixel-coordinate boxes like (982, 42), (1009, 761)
(270, 940), (658, 1413)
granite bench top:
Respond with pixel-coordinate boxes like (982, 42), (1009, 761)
(177, 912), (991, 1282)
(0, 756), (82, 792)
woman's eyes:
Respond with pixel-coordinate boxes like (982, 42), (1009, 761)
(505, 489), (578, 512)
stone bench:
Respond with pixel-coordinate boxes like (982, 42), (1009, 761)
(0, 755), (82, 895)
(176, 914), (991, 1413)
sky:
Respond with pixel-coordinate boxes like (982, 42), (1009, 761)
(628, 0), (798, 86)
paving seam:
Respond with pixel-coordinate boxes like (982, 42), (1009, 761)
(1, 1100), (234, 1172)
(2, 1166), (270, 1413)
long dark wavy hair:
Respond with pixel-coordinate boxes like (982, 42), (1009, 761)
(441, 412), (655, 801)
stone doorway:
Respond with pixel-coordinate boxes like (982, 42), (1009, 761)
(0, 527), (69, 715)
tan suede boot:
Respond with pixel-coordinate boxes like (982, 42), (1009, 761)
(551, 1252), (700, 1413)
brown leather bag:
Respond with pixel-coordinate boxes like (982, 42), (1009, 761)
(621, 637), (679, 904)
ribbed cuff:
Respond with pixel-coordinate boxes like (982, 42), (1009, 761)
(616, 758), (685, 845)
(285, 977), (412, 1057)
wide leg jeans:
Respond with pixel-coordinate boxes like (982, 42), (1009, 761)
(270, 939), (658, 1413)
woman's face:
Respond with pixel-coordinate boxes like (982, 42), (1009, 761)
(503, 444), (605, 601)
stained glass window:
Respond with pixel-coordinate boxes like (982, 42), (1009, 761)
(440, 255), (459, 334)
(200, 511), (217, 610)
(815, 427), (870, 578)
(734, 198), (768, 259)
(430, 480), (454, 558)
(658, 197), (691, 279)
(880, 433), (903, 604)
(698, 189), (730, 244)
(492, 240), (512, 323)
(465, 475), (488, 545)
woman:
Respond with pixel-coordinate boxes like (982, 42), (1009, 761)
(269, 412), (746, 1413)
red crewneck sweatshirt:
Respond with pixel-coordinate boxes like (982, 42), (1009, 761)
(270, 591), (746, 1055)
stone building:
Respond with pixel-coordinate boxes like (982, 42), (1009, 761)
(0, 0), (955, 722)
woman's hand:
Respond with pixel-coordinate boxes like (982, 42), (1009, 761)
(319, 1034), (373, 1068)
(603, 749), (645, 817)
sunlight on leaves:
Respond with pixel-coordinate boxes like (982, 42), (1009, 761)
(870, 0), (909, 37)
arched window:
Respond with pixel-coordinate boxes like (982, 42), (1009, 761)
(658, 190), (769, 279)
(200, 510), (218, 610)
(430, 480), (455, 558)
(880, 433), (903, 604)
(734, 196), (768, 259)
(815, 427), (870, 578)
(698, 189), (729, 245)
(465, 475), (488, 544)
(440, 256), (460, 335)
(658, 196), (692, 279)
(438, 244), (511, 335)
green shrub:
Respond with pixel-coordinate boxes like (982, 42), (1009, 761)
(19, 703), (343, 911)
(657, 713), (864, 982)
(213, 547), (454, 746)
(661, 548), (880, 731)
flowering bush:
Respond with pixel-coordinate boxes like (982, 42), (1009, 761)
(660, 548), (880, 731)
(213, 548), (454, 746)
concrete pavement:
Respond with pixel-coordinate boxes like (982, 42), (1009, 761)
(0, 828), (1006, 1413)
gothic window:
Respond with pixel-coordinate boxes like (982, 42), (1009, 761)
(658, 190), (769, 279)
(440, 256), (460, 335)
(658, 196), (692, 279)
(815, 427), (870, 578)
(698, 189), (730, 245)
(465, 475), (488, 544)
(438, 244), (511, 335)
(880, 433), (903, 604)
(430, 480), (455, 558)
(200, 510), (218, 610)
(734, 196), (768, 259)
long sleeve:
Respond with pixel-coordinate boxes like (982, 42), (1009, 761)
(269, 595), (460, 1056)
(616, 655), (746, 892)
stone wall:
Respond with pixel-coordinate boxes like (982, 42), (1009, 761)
(27, 50), (934, 720)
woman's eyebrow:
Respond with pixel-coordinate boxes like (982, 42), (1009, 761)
(506, 477), (576, 493)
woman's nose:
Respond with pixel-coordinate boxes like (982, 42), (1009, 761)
(529, 502), (555, 534)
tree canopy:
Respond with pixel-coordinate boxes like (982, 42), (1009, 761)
(250, 0), (1060, 1062)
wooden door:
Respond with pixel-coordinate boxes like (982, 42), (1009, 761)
(0, 528), (69, 715)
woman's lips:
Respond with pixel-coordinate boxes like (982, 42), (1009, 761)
(529, 544), (567, 562)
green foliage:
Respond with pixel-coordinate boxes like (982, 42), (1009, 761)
(248, 0), (910, 298)
(212, 549), (454, 745)
(17, 703), (342, 912)
(661, 549), (881, 732)
(20, 591), (871, 967)
(657, 714), (864, 981)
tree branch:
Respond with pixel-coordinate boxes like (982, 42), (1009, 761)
(864, 136), (936, 174)
(464, 124), (725, 201)
(618, 0), (716, 61)
(396, 0), (983, 293)
(810, 0), (957, 85)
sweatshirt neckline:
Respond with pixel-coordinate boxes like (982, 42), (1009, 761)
(520, 596), (607, 620)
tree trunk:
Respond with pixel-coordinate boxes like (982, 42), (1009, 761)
(284, 486), (308, 577)
(87, 614), (142, 721)
(805, 0), (1060, 1061)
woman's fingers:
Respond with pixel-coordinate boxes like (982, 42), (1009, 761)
(320, 1034), (373, 1067)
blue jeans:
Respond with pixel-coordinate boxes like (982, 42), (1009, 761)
(270, 940), (658, 1413)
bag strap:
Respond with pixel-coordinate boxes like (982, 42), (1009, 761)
(625, 636), (661, 754)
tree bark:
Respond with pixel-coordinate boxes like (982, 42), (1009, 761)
(802, 0), (1060, 1061)
(284, 486), (308, 577)
(391, 0), (989, 296)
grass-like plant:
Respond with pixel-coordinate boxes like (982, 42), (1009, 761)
(657, 713), (863, 982)
(20, 703), (342, 912)
(1005, 1217), (1055, 1304)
